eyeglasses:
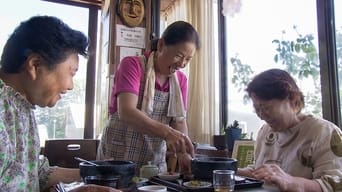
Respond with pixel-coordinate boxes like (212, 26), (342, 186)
(253, 103), (273, 114)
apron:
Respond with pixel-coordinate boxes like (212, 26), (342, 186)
(97, 55), (172, 175)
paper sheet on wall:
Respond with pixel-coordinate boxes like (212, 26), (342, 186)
(116, 24), (146, 49)
(119, 47), (142, 62)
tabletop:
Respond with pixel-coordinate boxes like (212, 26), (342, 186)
(235, 183), (279, 192)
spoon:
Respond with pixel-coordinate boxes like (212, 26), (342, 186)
(74, 157), (99, 166)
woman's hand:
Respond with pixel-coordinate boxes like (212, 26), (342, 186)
(177, 153), (192, 175)
(69, 184), (122, 192)
(237, 167), (254, 178)
(252, 164), (300, 192)
(165, 128), (194, 156)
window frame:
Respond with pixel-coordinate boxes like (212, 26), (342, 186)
(43, 0), (100, 138)
(217, 0), (342, 128)
(316, 0), (341, 126)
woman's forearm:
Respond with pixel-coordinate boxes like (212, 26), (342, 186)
(289, 177), (322, 192)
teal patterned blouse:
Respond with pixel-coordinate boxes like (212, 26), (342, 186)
(0, 79), (50, 191)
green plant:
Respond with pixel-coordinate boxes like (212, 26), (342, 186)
(228, 25), (342, 116)
(224, 120), (240, 134)
(224, 120), (249, 139)
(230, 55), (254, 104)
(272, 25), (321, 116)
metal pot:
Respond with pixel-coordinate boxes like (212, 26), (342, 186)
(191, 157), (237, 180)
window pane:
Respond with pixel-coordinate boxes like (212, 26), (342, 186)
(225, 0), (321, 138)
(335, 0), (342, 121)
(0, 0), (89, 146)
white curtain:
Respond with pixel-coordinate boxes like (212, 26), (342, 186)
(162, 0), (219, 144)
(161, 0), (187, 22)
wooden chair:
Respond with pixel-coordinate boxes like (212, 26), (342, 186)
(44, 139), (99, 168)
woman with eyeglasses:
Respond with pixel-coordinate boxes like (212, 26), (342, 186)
(238, 69), (342, 192)
(97, 21), (200, 175)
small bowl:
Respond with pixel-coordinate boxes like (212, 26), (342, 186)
(84, 175), (120, 188)
(132, 176), (149, 187)
(158, 172), (180, 181)
(138, 185), (167, 192)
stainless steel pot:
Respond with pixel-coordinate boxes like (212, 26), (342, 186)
(191, 157), (237, 180)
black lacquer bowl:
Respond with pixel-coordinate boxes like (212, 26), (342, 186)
(191, 157), (237, 180)
(79, 160), (136, 188)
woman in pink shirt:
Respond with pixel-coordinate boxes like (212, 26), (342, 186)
(97, 21), (200, 175)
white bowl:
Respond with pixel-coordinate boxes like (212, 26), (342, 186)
(138, 185), (167, 192)
(157, 172), (180, 181)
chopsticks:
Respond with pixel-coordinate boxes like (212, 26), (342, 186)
(55, 182), (66, 192)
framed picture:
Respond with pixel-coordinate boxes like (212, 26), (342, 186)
(232, 140), (255, 168)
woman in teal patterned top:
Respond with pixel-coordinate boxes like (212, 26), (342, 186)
(0, 16), (119, 192)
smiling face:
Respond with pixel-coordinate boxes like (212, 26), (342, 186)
(155, 40), (197, 75)
(25, 53), (79, 107)
(120, 0), (144, 27)
(251, 93), (298, 131)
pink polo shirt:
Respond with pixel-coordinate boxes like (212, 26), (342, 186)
(109, 53), (188, 115)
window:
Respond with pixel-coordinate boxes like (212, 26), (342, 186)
(224, 0), (320, 137)
(335, 0), (342, 123)
(0, 0), (101, 146)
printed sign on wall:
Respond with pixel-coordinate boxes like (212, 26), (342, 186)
(116, 24), (145, 49)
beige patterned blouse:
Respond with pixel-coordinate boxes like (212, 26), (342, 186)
(254, 115), (342, 191)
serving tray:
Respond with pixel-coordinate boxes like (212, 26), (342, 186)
(148, 175), (264, 192)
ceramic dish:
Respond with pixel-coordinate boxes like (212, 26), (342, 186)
(235, 175), (246, 182)
(138, 185), (167, 192)
(183, 181), (212, 189)
(157, 172), (180, 181)
(132, 177), (149, 187)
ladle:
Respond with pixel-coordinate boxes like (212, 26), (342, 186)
(74, 157), (99, 166)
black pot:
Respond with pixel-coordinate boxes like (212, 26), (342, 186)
(191, 157), (237, 180)
(79, 160), (136, 188)
(213, 135), (227, 150)
(84, 175), (119, 188)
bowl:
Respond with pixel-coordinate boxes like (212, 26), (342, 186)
(79, 160), (136, 188)
(132, 176), (149, 187)
(191, 157), (237, 180)
(138, 185), (167, 192)
(157, 172), (180, 181)
(84, 175), (119, 188)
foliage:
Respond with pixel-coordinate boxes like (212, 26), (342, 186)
(223, 120), (248, 139)
(272, 26), (319, 80)
(221, 120), (239, 135)
(224, 120), (240, 133)
(230, 55), (254, 104)
(229, 25), (342, 116)
(272, 25), (321, 115)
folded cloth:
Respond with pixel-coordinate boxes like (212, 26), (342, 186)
(167, 72), (186, 118)
(140, 52), (185, 118)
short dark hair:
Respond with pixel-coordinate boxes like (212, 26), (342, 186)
(151, 21), (200, 51)
(0, 15), (88, 73)
(246, 68), (305, 109)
